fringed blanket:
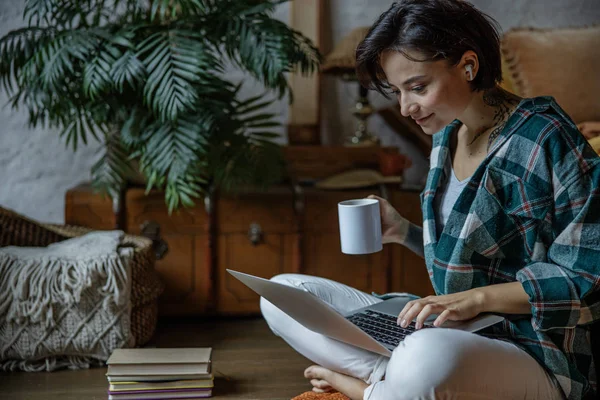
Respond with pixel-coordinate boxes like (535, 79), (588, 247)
(0, 231), (134, 371)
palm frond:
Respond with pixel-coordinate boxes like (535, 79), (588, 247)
(92, 129), (135, 194)
(139, 155), (209, 214)
(0, 26), (55, 93)
(215, 13), (321, 98)
(24, 0), (125, 29)
(233, 92), (282, 139)
(84, 28), (142, 96)
(209, 137), (284, 193)
(25, 0), (88, 29)
(149, 0), (208, 22)
(165, 171), (208, 213)
(205, 90), (284, 191)
(234, 0), (285, 16)
(84, 42), (121, 99)
(25, 29), (98, 92)
(137, 29), (221, 122)
(60, 107), (108, 151)
(120, 107), (152, 148)
(24, 0), (56, 26)
(111, 50), (146, 92)
(139, 113), (212, 182)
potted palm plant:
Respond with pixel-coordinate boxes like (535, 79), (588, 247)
(0, 0), (320, 212)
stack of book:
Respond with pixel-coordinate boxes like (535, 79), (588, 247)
(106, 348), (213, 399)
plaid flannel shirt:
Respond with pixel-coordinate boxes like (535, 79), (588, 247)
(410, 96), (600, 400)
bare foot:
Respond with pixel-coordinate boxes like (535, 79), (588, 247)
(304, 365), (368, 400)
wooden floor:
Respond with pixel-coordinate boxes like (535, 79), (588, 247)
(1, 317), (314, 400)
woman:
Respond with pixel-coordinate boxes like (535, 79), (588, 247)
(261, 1), (600, 399)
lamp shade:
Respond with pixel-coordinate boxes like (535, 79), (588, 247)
(321, 26), (370, 76)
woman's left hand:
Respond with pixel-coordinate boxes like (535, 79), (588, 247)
(398, 289), (485, 329)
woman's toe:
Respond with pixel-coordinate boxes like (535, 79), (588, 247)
(304, 365), (315, 379)
(311, 378), (332, 390)
(304, 365), (323, 379)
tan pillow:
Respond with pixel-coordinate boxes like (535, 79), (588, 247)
(580, 121), (600, 154)
(499, 54), (516, 94)
(578, 121), (600, 139)
(501, 26), (600, 124)
(588, 135), (600, 154)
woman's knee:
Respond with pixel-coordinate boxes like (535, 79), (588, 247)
(259, 274), (303, 328)
(267, 273), (308, 289)
(383, 328), (473, 396)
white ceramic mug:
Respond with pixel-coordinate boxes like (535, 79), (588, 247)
(338, 198), (383, 255)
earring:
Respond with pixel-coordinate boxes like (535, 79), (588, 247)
(465, 65), (474, 81)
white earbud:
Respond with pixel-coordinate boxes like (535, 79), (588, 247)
(465, 65), (474, 81)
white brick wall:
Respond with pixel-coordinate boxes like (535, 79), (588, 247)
(1, 0), (598, 223)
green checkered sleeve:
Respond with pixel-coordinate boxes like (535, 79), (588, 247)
(516, 166), (600, 331)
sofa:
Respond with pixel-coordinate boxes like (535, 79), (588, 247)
(500, 25), (600, 148)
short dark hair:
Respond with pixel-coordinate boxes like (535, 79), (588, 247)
(356, 0), (502, 95)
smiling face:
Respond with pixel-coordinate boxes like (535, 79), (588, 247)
(380, 50), (474, 135)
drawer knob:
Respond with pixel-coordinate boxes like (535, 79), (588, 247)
(248, 223), (263, 246)
(140, 220), (169, 260)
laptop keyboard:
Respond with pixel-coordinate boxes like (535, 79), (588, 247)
(346, 310), (431, 348)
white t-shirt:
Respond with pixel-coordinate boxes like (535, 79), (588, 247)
(434, 158), (470, 235)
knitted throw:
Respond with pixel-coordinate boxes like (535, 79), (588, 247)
(0, 231), (134, 372)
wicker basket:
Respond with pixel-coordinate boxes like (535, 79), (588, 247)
(0, 206), (164, 347)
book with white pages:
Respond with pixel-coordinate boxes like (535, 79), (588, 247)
(109, 378), (214, 391)
(106, 348), (211, 376)
(108, 388), (212, 400)
(107, 373), (213, 383)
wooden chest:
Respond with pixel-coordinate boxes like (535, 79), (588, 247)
(65, 182), (433, 316)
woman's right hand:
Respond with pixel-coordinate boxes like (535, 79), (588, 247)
(367, 194), (409, 245)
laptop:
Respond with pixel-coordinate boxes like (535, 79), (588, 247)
(227, 269), (505, 357)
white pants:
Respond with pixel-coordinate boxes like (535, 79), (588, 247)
(260, 274), (564, 400)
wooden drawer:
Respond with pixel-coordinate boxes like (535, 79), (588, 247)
(65, 184), (115, 229)
(217, 189), (298, 234)
(216, 189), (300, 314)
(126, 188), (212, 316)
(127, 188), (208, 234)
(216, 232), (298, 314)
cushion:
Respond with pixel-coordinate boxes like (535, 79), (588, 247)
(588, 135), (600, 154)
(578, 121), (600, 140)
(501, 26), (600, 123)
(0, 231), (134, 371)
(292, 391), (350, 400)
(499, 53), (516, 94)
